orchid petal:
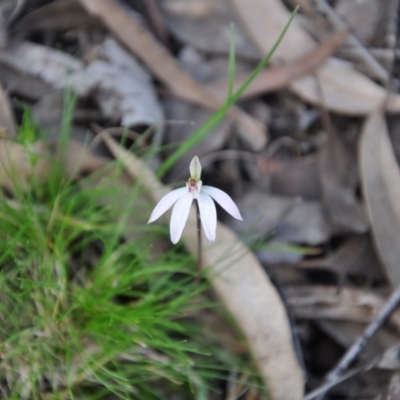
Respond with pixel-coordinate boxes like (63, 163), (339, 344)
(170, 193), (193, 244)
(148, 187), (187, 224)
(189, 156), (202, 180)
(201, 186), (243, 220)
(197, 193), (217, 242)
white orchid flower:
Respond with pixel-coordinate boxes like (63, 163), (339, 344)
(148, 156), (243, 244)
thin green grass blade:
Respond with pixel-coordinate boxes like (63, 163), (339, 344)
(157, 7), (298, 178)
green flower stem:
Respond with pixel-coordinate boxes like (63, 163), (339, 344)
(195, 199), (202, 274)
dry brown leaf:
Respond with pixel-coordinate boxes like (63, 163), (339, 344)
(231, 0), (400, 115)
(102, 134), (304, 400)
(13, 0), (97, 33)
(359, 112), (400, 285)
(286, 285), (400, 329)
(0, 83), (16, 137)
(77, 0), (267, 151)
(210, 28), (349, 100)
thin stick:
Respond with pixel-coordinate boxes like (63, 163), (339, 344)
(195, 200), (202, 273)
(309, 285), (400, 399)
(304, 364), (369, 400)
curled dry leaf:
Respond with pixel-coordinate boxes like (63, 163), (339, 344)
(77, 0), (267, 151)
(102, 134), (304, 400)
(231, 0), (400, 115)
(359, 112), (400, 285)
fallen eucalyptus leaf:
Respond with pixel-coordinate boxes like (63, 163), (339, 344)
(359, 112), (400, 285)
(231, 0), (400, 115)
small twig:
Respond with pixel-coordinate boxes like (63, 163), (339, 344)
(312, 0), (389, 83)
(304, 364), (369, 400)
(195, 200), (202, 274)
(328, 286), (400, 379)
(309, 285), (400, 399)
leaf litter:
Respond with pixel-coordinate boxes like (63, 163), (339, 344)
(2, 0), (400, 399)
